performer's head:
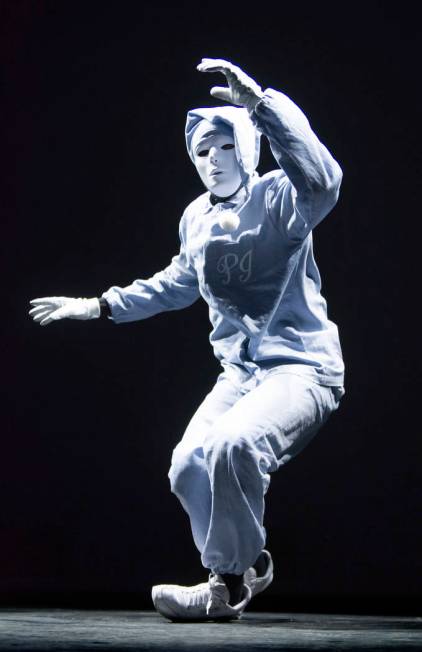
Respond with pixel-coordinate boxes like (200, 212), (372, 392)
(190, 120), (241, 198)
(185, 106), (261, 199)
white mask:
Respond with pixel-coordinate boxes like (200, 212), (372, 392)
(191, 122), (243, 198)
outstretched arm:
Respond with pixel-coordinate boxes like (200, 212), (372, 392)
(30, 215), (200, 326)
(101, 221), (200, 324)
(29, 296), (102, 326)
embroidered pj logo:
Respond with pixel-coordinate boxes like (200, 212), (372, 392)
(216, 248), (253, 285)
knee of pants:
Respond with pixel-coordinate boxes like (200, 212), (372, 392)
(168, 446), (201, 498)
(203, 426), (252, 473)
(203, 423), (280, 480)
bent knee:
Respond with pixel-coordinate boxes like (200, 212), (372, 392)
(168, 446), (202, 496)
(203, 427), (251, 466)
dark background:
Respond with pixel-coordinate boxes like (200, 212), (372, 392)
(1, 1), (420, 614)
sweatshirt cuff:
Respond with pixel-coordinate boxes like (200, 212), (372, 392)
(99, 297), (112, 318)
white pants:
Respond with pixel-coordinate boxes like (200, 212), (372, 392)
(168, 372), (343, 575)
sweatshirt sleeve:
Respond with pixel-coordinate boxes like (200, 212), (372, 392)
(101, 214), (200, 323)
(250, 88), (343, 242)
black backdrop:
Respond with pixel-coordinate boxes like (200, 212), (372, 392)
(2, 1), (420, 613)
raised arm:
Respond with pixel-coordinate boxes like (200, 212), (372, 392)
(250, 88), (342, 240)
(197, 58), (342, 241)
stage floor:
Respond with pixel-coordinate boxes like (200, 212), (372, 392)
(0, 610), (421, 651)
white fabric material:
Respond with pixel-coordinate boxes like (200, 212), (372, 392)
(190, 118), (234, 154)
(186, 104), (260, 187)
(168, 372), (343, 575)
(197, 58), (264, 114)
(29, 297), (100, 326)
(103, 87), (344, 388)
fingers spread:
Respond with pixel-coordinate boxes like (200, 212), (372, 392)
(197, 58), (235, 74)
(34, 306), (67, 325)
(210, 86), (233, 103)
(39, 315), (54, 326)
(30, 297), (62, 308)
(30, 297), (54, 305)
(39, 308), (64, 325)
(33, 309), (53, 323)
(29, 306), (52, 318)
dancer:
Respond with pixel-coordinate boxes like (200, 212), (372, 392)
(29, 58), (345, 622)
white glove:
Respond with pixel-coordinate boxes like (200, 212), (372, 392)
(197, 58), (264, 113)
(29, 297), (101, 326)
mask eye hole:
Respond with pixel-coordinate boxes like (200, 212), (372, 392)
(197, 149), (209, 157)
(221, 144), (234, 150)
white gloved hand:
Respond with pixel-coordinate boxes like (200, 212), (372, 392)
(197, 58), (264, 113)
(29, 297), (101, 326)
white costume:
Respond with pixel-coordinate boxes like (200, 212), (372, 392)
(29, 59), (345, 620)
(101, 81), (344, 573)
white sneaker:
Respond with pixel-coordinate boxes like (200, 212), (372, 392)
(243, 550), (274, 597)
(151, 572), (252, 622)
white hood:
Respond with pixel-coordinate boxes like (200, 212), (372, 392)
(185, 105), (261, 186)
